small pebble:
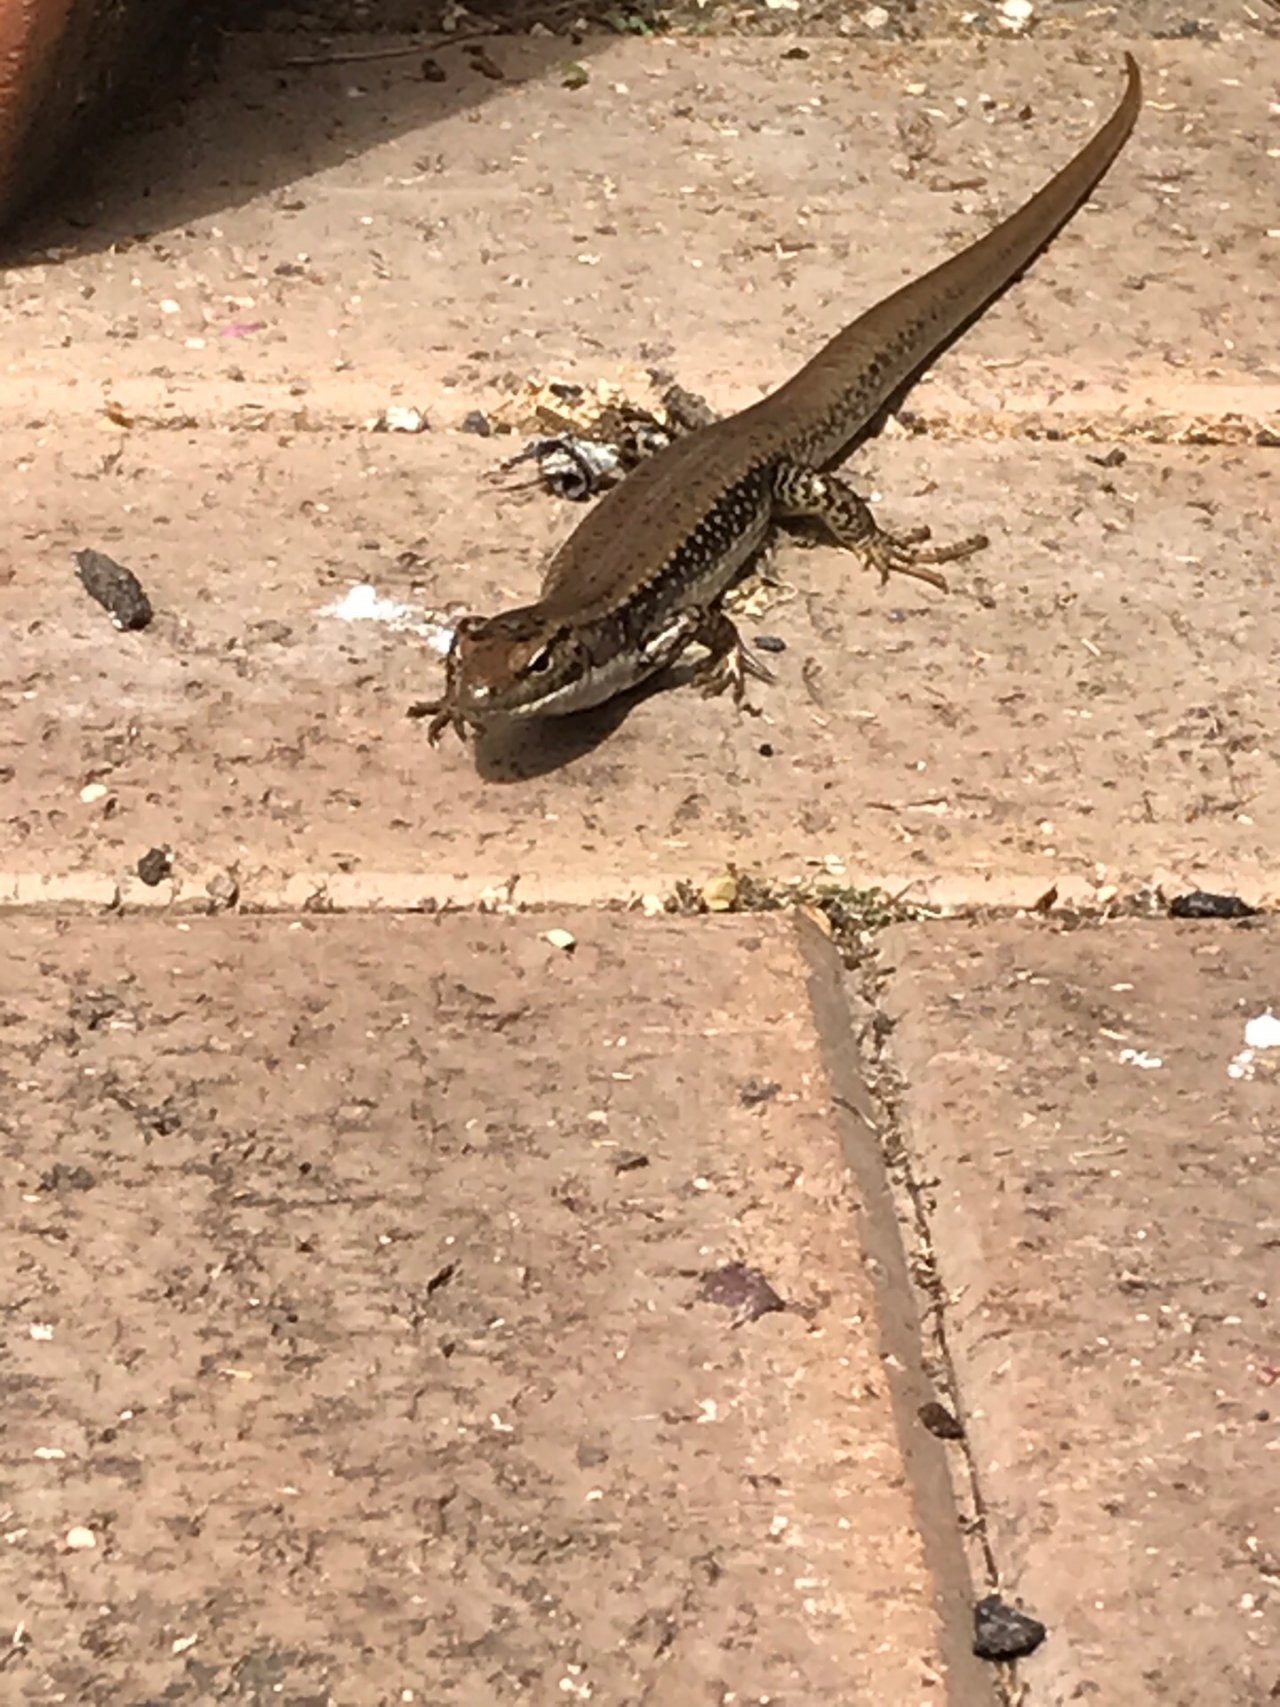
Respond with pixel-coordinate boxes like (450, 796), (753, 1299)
(700, 873), (738, 913)
(998, 0), (1034, 28)
(699, 1262), (786, 1323)
(205, 872), (240, 911)
(65, 1527), (97, 1551)
(919, 1400), (964, 1440)
(382, 405), (428, 434)
(136, 847), (173, 887)
(973, 1594), (1046, 1660)
(543, 928), (577, 952)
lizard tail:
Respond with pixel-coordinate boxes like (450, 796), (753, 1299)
(770, 53), (1143, 467)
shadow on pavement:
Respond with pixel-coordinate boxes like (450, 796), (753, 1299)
(464, 661), (759, 780)
(4, 0), (626, 262)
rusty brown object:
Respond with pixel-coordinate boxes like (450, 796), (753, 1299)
(0, 0), (184, 232)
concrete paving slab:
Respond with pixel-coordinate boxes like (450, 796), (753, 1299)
(1, 36), (1275, 439)
(0, 910), (994, 1705)
(879, 917), (1280, 1705)
(3, 426), (1275, 903)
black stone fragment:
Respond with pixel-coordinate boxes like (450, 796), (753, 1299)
(739, 1078), (781, 1107)
(136, 847), (172, 886)
(74, 548), (152, 630)
(1168, 890), (1257, 921)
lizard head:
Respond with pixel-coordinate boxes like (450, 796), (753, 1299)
(423, 608), (587, 741)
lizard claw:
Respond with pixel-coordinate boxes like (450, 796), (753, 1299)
(408, 699), (464, 744)
(865, 528), (989, 593)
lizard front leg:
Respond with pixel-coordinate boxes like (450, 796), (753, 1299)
(685, 608), (775, 704)
(771, 462), (988, 592)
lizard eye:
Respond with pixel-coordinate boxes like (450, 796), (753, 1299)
(524, 645), (552, 674)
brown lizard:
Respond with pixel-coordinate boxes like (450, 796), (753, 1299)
(423, 55), (1142, 743)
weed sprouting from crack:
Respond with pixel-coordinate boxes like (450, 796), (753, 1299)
(666, 864), (928, 967)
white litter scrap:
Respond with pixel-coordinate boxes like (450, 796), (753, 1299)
(319, 583), (455, 654)
(1245, 1011), (1280, 1050)
(365, 404), (428, 434)
(1228, 1009), (1280, 1081)
(1118, 1047), (1163, 1071)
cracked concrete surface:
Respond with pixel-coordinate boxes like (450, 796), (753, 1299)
(1, 8), (1277, 1703)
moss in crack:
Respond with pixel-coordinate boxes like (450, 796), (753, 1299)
(665, 864), (926, 967)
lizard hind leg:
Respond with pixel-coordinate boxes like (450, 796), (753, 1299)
(771, 461), (988, 593)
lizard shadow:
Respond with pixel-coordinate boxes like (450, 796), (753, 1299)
(465, 662), (710, 782)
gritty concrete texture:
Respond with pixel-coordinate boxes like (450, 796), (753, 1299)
(1, 31), (1276, 907)
(879, 917), (1280, 1705)
(3, 425), (1275, 904)
(1, 37), (1275, 436)
(0, 910), (994, 1706)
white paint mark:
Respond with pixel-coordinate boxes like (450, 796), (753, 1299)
(319, 582), (455, 654)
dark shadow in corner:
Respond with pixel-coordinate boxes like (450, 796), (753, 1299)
(1, 0), (634, 265)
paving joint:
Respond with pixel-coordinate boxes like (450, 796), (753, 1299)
(855, 943), (1008, 1677)
(792, 918), (1002, 1696)
(833, 931), (1003, 1614)
(6, 380), (1278, 443)
(0, 867), (1273, 917)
